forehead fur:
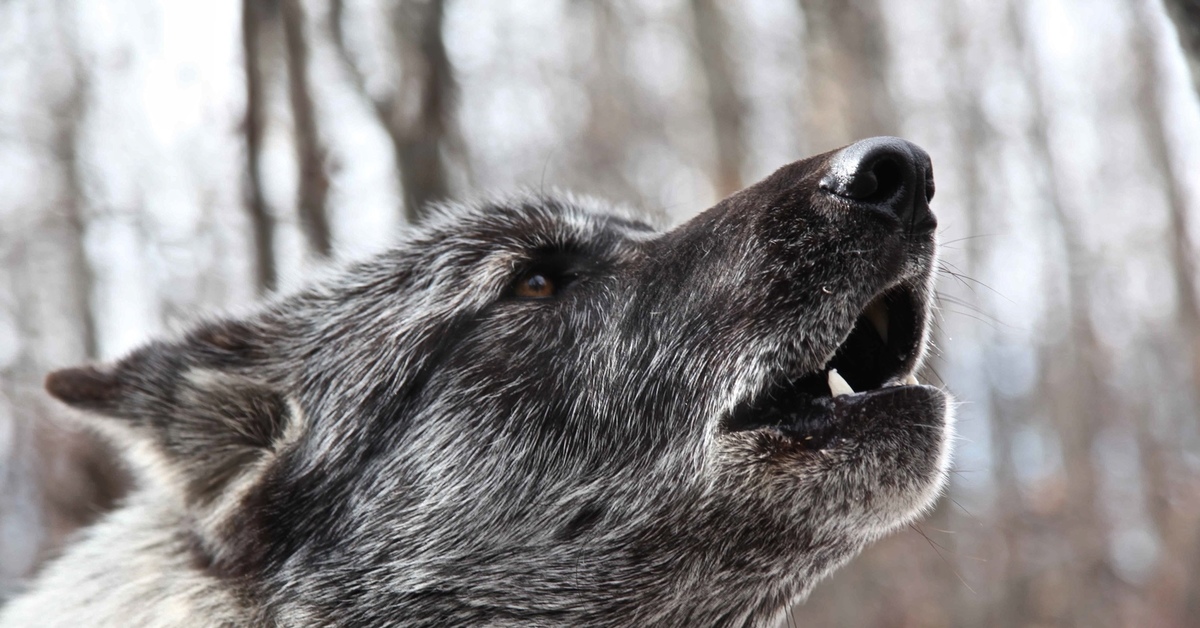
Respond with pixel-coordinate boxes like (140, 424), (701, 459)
(418, 191), (661, 241)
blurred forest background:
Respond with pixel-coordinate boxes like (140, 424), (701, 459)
(2, 0), (1200, 626)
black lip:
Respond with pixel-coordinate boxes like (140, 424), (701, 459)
(744, 385), (946, 449)
(723, 283), (927, 438)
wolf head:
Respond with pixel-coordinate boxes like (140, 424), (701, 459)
(34, 137), (952, 626)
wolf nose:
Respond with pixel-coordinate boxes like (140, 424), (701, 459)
(819, 136), (936, 233)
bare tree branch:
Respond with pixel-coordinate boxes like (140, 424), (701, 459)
(331, 0), (453, 224)
(329, 0), (388, 130)
(241, 0), (277, 293)
(281, 0), (332, 257)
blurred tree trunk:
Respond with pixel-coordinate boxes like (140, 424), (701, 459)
(332, 0), (454, 224)
(1161, 0), (1200, 93)
(54, 63), (98, 362)
(242, 0), (277, 293)
(690, 0), (745, 196)
(945, 3), (1026, 625)
(281, 0), (332, 257)
(38, 15), (128, 558)
(576, 2), (641, 204)
(797, 0), (896, 150)
(1131, 2), (1200, 622)
(1131, 0), (1200, 428)
(391, 0), (453, 221)
(1010, 2), (1114, 625)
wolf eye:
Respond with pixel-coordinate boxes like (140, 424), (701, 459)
(515, 272), (557, 298)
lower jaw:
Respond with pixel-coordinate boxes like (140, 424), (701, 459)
(726, 378), (945, 448)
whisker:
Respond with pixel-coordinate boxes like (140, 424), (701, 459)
(907, 523), (978, 594)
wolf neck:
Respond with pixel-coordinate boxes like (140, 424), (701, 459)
(0, 493), (255, 628)
(254, 490), (858, 626)
(262, 539), (836, 627)
(3, 509), (825, 628)
(270, 576), (804, 627)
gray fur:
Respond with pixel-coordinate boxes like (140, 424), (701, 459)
(2, 139), (954, 627)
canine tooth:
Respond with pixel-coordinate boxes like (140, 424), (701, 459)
(827, 369), (854, 397)
(904, 373), (919, 386)
(865, 299), (889, 344)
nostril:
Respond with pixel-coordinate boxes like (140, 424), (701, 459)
(819, 136), (936, 232)
(860, 156), (905, 204)
(819, 138), (917, 205)
(826, 156), (903, 203)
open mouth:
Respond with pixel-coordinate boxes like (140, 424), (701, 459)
(723, 284), (928, 446)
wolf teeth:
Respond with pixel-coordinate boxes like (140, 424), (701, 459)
(827, 369), (855, 397)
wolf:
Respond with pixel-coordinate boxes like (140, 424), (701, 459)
(0, 136), (953, 627)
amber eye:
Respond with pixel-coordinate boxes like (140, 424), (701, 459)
(515, 273), (556, 298)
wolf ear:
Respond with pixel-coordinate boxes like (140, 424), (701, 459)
(45, 365), (124, 412)
(43, 319), (297, 503)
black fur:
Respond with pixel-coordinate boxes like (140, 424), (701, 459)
(2, 137), (953, 627)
